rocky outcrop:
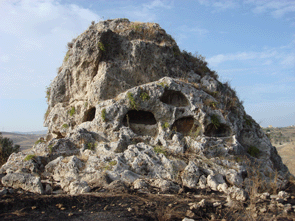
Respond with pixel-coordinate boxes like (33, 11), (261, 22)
(0, 19), (290, 199)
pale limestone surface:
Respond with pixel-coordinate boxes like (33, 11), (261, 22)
(0, 19), (290, 198)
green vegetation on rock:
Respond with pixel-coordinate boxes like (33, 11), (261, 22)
(24, 154), (35, 161)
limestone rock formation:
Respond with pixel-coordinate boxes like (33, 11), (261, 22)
(0, 19), (290, 198)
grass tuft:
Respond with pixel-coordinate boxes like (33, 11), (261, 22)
(24, 154), (35, 161)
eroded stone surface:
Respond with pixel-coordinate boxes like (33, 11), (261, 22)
(0, 19), (290, 198)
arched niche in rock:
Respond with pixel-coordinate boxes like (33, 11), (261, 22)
(171, 116), (199, 136)
(123, 110), (157, 136)
(160, 90), (189, 107)
(82, 107), (96, 122)
(204, 123), (232, 137)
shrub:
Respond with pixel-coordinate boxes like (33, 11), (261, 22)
(0, 133), (20, 166)
(69, 107), (75, 116)
(127, 92), (138, 110)
(101, 108), (106, 122)
(247, 146), (260, 158)
(24, 154), (35, 161)
(211, 114), (220, 129)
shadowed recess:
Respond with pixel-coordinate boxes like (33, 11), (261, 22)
(171, 116), (197, 136)
(123, 110), (157, 125)
(123, 110), (157, 136)
(204, 123), (231, 137)
(82, 107), (96, 122)
(160, 90), (189, 107)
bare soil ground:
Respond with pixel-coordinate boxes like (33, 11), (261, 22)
(1, 183), (295, 221)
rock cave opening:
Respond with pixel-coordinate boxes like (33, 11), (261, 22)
(204, 123), (231, 137)
(123, 110), (157, 136)
(160, 90), (189, 107)
(82, 107), (96, 122)
(171, 116), (198, 136)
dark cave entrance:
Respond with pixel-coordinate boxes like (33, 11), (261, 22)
(160, 90), (189, 107)
(82, 107), (96, 122)
(204, 123), (231, 137)
(123, 110), (157, 136)
(171, 116), (198, 136)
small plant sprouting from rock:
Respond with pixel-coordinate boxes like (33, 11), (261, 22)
(24, 154), (35, 161)
(104, 160), (117, 170)
(210, 102), (218, 109)
(153, 146), (167, 157)
(45, 86), (51, 104)
(211, 114), (220, 129)
(131, 24), (142, 32)
(247, 146), (260, 158)
(64, 50), (71, 62)
(162, 122), (170, 129)
(48, 144), (53, 154)
(87, 142), (97, 151)
(35, 139), (45, 145)
(84, 102), (88, 108)
(173, 46), (180, 57)
(157, 82), (168, 88)
(101, 108), (106, 122)
(109, 160), (117, 166)
(44, 109), (50, 120)
(140, 91), (150, 101)
(69, 107), (75, 116)
(98, 42), (105, 52)
(244, 115), (253, 127)
(62, 124), (69, 129)
(127, 92), (138, 110)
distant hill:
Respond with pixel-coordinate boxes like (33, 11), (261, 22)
(9, 130), (47, 135)
(1, 131), (47, 151)
(262, 126), (295, 176)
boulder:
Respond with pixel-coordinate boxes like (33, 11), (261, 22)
(0, 18), (290, 197)
(1, 173), (43, 194)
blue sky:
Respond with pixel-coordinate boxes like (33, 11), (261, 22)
(0, 0), (294, 132)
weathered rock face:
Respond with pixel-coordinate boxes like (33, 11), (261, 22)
(0, 19), (290, 197)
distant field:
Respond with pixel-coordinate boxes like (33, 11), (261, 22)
(262, 126), (295, 176)
(1, 132), (46, 151)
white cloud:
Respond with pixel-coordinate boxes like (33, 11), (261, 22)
(197, 0), (238, 12)
(280, 53), (295, 67)
(206, 47), (294, 67)
(0, 55), (10, 63)
(190, 27), (209, 36)
(0, 0), (101, 99)
(262, 60), (272, 65)
(143, 0), (173, 10)
(245, 0), (295, 18)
